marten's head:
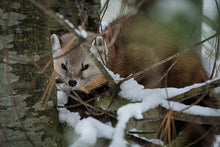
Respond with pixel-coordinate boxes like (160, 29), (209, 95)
(51, 33), (107, 93)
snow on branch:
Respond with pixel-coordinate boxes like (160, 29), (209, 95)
(108, 78), (220, 147)
(168, 77), (220, 102)
(171, 110), (220, 125)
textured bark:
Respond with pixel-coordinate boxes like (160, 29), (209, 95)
(0, 0), (67, 146)
(75, 0), (101, 32)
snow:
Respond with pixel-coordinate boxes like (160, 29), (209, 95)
(105, 67), (124, 83)
(109, 78), (220, 147)
(162, 101), (220, 116)
(213, 135), (220, 147)
(58, 105), (114, 146)
(55, 82), (114, 146)
(58, 111), (114, 146)
(120, 78), (220, 103)
(75, 117), (114, 145)
(110, 102), (145, 147)
(78, 26), (87, 39)
(99, 21), (109, 33)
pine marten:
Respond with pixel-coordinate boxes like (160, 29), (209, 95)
(51, 15), (208, 94)
(51, 14), (215, 146)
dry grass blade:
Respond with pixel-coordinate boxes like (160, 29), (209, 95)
(156, 109), (176, 147)
(40, 60), (53, 74)
(44, 71), (56, 107)
(40, 70), (56, 106)
(80, 14), (88, 29)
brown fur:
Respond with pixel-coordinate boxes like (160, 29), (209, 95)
(103, 15), (208, 89)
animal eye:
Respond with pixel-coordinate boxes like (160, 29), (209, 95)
(82, 64), (89, 71)
(61, 63), (67, 70)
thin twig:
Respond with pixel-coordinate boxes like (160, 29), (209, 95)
(209, 36), (219, 79)
(128, 131), (156, 134)
(99, 0), (109, 33)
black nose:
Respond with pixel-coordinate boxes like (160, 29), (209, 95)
(68, 80), (77, 87)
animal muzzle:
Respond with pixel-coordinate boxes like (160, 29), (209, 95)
(68, 80), (77, 87)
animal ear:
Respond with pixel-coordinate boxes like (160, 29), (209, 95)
(51, 34), (62, 59)
(51, 34), (61, 51)
(51, 34), (63, 69)
(95, 36), (104, 46)
(91, 36), (105, 52)
(90, 35), (108, 65)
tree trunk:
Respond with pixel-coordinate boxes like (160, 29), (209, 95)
(0, 0), (70, 146)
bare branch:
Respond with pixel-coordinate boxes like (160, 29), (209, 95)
(169, 78), (220, 102)
(172, 111), (220, 125)
(99, 0), (110, 33)
(40, 71), (56, 106)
